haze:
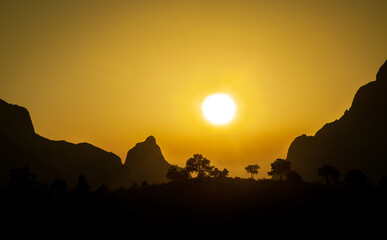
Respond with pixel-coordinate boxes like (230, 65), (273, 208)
(1, 0), (386, 178)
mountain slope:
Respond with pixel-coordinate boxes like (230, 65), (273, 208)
(287, 60), (387, 183)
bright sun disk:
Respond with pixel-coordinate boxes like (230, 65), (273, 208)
(202, 93), (236, 125)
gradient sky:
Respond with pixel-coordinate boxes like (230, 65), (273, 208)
(1, 0), (386, 178)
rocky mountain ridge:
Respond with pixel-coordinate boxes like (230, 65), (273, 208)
(287, 60), (387, 183)
(0, 99), (170, 189)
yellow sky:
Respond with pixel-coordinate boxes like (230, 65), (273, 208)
(1, 0), (386, 178)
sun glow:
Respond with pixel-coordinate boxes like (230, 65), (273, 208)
(201, 93), (237, 125)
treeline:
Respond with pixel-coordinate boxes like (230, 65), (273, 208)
(168, 154), (387, 188)
(2, 155), (387, 230)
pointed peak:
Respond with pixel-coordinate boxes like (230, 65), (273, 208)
(145, 135), (156, 144)
(376, 59), (387, 82)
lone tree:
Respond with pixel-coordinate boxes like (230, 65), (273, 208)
(268, 159), (291, 180)
(318, 165), (340, 185)
(245, 164), (260, 179)
(185, 154), (214, 178)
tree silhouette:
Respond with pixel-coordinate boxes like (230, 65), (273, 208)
(286, 171), (303, 184)
(185, 154), (214, 178)
(344, 170), (368, 187)
(8, 165), (39, 192)
(219, 168), (229, 178)
(318, 165), (340, 185)
(268, 159), (291, 180)
(245, 164), (260, 179)
(167, 165), (190, 182)
(210, 168), (229, 178)
(73, 175), (90, 193)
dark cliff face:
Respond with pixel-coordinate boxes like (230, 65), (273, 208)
(0, 99), (35, 139)
(123, 135), (170, 185)
(287, 60), (387, 183)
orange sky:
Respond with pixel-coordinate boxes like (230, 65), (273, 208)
(1, 0), (386, 178)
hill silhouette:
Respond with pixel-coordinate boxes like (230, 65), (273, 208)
(287, 59), (387, 183)
(123, 135), (171, 185)
(0, 99), (170, 189)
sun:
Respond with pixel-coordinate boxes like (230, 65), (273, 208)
(202, 93), (237, 125)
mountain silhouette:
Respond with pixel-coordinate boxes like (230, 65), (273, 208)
(0, 99), (171, 189)
(122, 135), (171, 185)
(287, 59), (387, 183)
(0, 99), (124, 189)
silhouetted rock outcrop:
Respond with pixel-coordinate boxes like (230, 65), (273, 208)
(0, 99), (123, 189)
(123, 135), (171, 185)
(287, 60), (387, 183)
(0, 99), (35, 139)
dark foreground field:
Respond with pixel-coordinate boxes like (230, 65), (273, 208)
(2, 169), (387, 233)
